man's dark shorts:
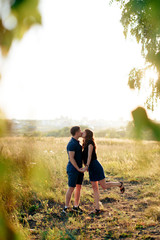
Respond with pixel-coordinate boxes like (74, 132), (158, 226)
(67, 170), (84, 187)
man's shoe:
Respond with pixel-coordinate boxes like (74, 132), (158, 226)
(62, 207), (69, 215)
(72, 206), (83, 214)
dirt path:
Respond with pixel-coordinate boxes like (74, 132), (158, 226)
(24, 178), (160, 240)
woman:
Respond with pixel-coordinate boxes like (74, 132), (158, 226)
(81, 129), (125, 214)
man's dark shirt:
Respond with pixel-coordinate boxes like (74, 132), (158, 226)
(66, 137), (82, 172)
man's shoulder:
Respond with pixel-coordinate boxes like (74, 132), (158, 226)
(67, 138), (76, 150)
(67, 138), (74, 145)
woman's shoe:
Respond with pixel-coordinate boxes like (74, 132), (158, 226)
(95, 209), (101, 215)
(89, 209), (102, 216)
(119, 181), (125, 194)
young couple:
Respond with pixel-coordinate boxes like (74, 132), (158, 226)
(63, 126), (125, 215)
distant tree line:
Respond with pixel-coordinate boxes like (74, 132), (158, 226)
(94, 121), (156, 140)
(20, 122), (157, 141)
(0, 118), (158, 141)
(1, 118), (156, 141)
(20, 125), (89, 137)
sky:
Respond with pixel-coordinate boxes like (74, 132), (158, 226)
(0, 0), (160, 121)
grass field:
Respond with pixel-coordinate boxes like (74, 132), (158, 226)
(1, 137), (160, 239)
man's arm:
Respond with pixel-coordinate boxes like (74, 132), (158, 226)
(69, 151), (81, 172)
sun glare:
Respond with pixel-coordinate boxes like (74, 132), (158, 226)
(0, 0), (160, 122)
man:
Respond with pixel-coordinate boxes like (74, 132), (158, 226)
(62, 126), (84, 214)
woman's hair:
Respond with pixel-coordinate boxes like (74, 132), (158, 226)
(82, 129), (96, 149)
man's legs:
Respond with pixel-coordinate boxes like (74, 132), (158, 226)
(73, 172), (84, 207)
(63, 172), (83, 213)
(65, 186), (75, 207)
(74, 184), (82, 207)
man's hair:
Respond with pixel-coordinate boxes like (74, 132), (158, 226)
(70, 126), (80, 136)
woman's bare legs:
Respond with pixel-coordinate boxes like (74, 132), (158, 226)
(91, 181), (100, 210)
(99, 178), (121, 190)
(91, 180), (124, 212)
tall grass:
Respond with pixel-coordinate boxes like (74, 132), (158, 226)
(0, 137), (160, 239)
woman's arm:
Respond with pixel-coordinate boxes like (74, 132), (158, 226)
(85, 144), (93, 169)
(80, 144), (93, 172)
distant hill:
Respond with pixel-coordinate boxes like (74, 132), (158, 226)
(10, 117), (129, 135)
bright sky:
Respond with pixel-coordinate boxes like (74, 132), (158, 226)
(0, 0), (160, 121)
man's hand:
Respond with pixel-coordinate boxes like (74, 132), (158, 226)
(78, 168), (85, 173)
(79, 166), (88, 173)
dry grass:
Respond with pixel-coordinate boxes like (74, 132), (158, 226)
(0, 137), (160, 239)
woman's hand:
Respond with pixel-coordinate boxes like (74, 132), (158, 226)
(84, 166), (89, 172)
(84, 165), (89, 172)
